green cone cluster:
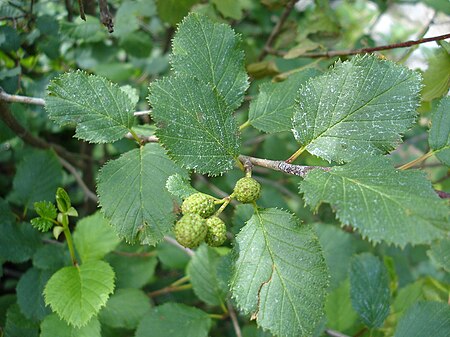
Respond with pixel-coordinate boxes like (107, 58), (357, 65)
(175, 192), (227, 248)
(233, 177), (261, 203)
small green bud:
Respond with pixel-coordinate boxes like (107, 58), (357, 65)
(181, 192), (216, 218)
(56, 187), (71, 213)
(233, 177), (261, 203)
(205, 216), (227, 247)
(174, 213), (207, 248)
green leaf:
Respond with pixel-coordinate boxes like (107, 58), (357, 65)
(30, 217), (54, 232)
(166, 174), (197, 200)
(156, 0), (199, 26)
(421, 48), (450, 101)
(149, 75), (240, 175)
(32, 244), (69, 272)
(40, 314), (101, 337)
(428, 239), (450, 272)
(187, 244), (226, 306)
(350, 253), (390, 328)
(105, 242), (158, 288)
(429, 97), (450, 165)
(73, 212), (121, 263)
(230, 208), (329, 337)
(314, 224), (356, 289)
(300, 156), (449, 247)
(171, 13), (249, 110)
(56, 187), (71, 213)
(16, 268), (52, 321)
(9, 150), (62, 209)
(249, 69), (320, 133)
(97, 143), (187, 244)
(99, 288), (151, 329)
(0, 198), (14, 224)
(4, 304), (39, 337)
(135, 303), (212, 337)
(292, 55), (421, 163)
(34, 201), (57, 219)
(46, 70), (135, 143)
(114, 0), (156, 36)
(156, 240), (190, 270)
(44, 260), (115, 328)
(211, 0), (244, 19)
(60, 16), (107, 43)
(394, 301), (450, 337)
(325, 279), (359, 332)
(0, 222), (42, 263)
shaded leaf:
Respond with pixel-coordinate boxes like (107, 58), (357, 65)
(211, 0), (244, 19)
(44, 260), (115, 327)
(4, 304), (39, 337)
(16, 268), (52, 321)
(249, 69), (320, 133)
(156, 0), (199, 26)
(0, 222), (42, 263)
(97, 143), (187, 245)
(325, 279), (359, 332)
(46, 71), (135, 143)
(429, 97), (450, 166)
(292, 55), (421, 163)
(187, 244), (226, 306)
(99, 288), (151, 329)
(135, 303), (211, 337)
(171, 13), (249, 110)
(73, 212), (121, 263)
(149, 75), (240, 175)
(300, 156), (449, 247)
(394, 301), (450, 337)
(230, 208), (328, 337)
(428, 239), (450, 272)
(350, 253), (390, 328)
(9, 150), (62, 209)
(40, 314), (101, 337)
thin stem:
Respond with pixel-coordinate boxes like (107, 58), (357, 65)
(398, 150), (435, 170)
(215, 197), (231, 216)
(324, 329), (351, 337)
(227, 301), (243, 337)
(286, 146), (307, 164)
(58, 156), (98, 202)
(258, 0), (297, 61)
(147, 283), (192, 298)
(163, 236), (194, 257)
(170, 275), (190, 287)
(208, 313), (226, 320)
(125, 132), (159, 144)
(63, 225), (78, 266)
(129, 129), (143, 145)
(239, 120), (251, 131)
(272, 33), (450, 58)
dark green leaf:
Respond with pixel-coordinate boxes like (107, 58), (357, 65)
(187, 244), (226, 306)
(149, 75), (240, 175)
(135, 303), (211, 337)
(9, 150), (62, 209)
(0, 222), (42, 263)
(99, 288), (151, 329)
(46, 71), (136, 143)
(428, 239), (450, 272)
(4, 304), (39, 337)
(171, 13), (249, 110)
(429, 97), (450, 165)
(394, 301), (450, 337)
(292, 55), (421, 163)
(350, 253), (390, 328)
(300, 156), (449, 247)
(249, 69), (320, 133)
(16, 268), (52, 321)
(231, 208), (329, 337)
(157, 0), (200, 26)
(97, 143), (187, 244)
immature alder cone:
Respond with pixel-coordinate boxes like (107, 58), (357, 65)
(181, 192), (216, 218)
(174, 213), (207, 248)
(233, 177), (261, 203)
(205, 216), (227, 247)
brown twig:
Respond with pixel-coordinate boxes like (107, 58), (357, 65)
(238, 155), (331, 178)
(125, 132), (159, 144)
(436, 190), (450, 199)
(148, 284), (192, 298)
(227, 301), (243, 337)
(0, 101), (84, 168)
(99, 0), (114, 33)
(77, 0), (86, 20)
(258, 0), (297, 61)
(271, 33), (450, 58)
(64, 0), (73, 21)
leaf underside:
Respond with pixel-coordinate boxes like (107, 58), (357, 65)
(292, 54), (421, 163)
(97, 143), (187, 245)
(231, 208), (329, 337)
(46, 70), (135, 143)
(300, 156), (449, 247)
